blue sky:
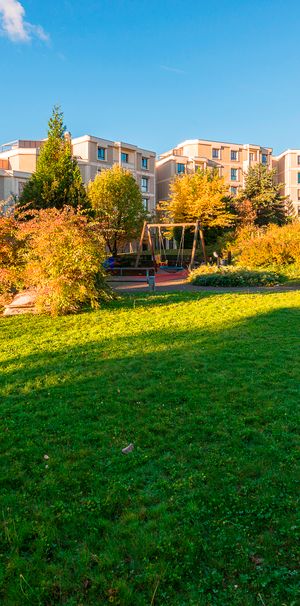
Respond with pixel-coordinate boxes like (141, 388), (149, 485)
(1, 0), (300, 155)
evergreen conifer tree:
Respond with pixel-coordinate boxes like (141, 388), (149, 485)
(237, 164), (294, 226)
(18, 106), (89, 212)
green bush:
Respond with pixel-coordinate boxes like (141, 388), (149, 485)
(261, 263), (300, 281)
(189, 265), (286, 287)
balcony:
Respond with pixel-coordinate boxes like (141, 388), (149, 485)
(0, 140), (42, 153)
(113, 159), (135, 170)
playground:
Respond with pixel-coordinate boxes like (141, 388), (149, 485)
(106, 220), (207, 290)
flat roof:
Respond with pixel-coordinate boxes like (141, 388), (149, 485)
(273, 148), (300, 159)
(173, 138), (272, 149)
(72, 134), (156, 155)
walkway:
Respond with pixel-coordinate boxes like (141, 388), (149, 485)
(108, 270), (300, 295)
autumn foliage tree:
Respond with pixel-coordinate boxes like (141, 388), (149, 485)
(0, 210), (26, 305)
(232, 221), (300, 268)
(18, 207), (111, 315)
(161, 168), (234, 229)
(87, 164), (146, 255)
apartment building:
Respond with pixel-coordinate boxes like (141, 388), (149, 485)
(156, 138), (272, 203)
(72, 135), (156, 213)
(0, 139), (41, 204)
(0, 136), (156, 214)
(272, 150), (300, 216)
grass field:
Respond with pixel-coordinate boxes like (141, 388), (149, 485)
(1, 291), (299, 605)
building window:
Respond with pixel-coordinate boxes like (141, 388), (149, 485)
(262, 153), (267, 164)
(297, 155), (300, 165)
(249, 152), (254, 161)
(231, 168), (238, 181)
(298, 190), (300, 200)
(141, 177), (148, 192)
(298, 173), (300, 184)
(18, 181), (26, 196)
(142, 198), (149, 211)
(97, 147), (105, 160)
(298, 205), (300, 216)
(230, 186), (237, 196)
(141, 157), (148, 169)
(121, 152), (129, 163)
(177, 163), (185, 174)
(212, 148), (219, 159)
(231, 150), (238, 161)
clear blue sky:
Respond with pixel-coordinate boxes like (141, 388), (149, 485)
(1, 0), (300, 155)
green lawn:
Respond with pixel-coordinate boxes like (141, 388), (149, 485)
(1, 292), (299, 606)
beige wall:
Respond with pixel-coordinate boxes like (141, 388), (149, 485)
(273, 150), (300, 215)
(156, 139), (272, 204)
(1, 150), (38, 172)
(0, 176), (5, 199)
(72, 136), (156, 214)
(69, 136), (156, 214)
(0, 170), (29, 203)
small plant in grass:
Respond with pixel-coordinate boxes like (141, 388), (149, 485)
(189, 265), (286, 287)
(19, 207), (113, 315)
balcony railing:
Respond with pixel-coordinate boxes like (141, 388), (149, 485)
(0, 140), (42, 153)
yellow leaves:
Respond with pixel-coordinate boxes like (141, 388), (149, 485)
(233, 222), (300, 267)
(165, 169), (233, 228)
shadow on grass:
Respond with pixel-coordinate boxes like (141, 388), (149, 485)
(0, 304), (299, 606)
(110, 288), (298, 306)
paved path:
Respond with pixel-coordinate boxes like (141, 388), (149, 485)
(109, 277), (300, 295)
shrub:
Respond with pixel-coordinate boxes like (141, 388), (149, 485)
(19, 207), (112, 315)
(232, 222), (300, 267)
(189, 265), (285, 287)
(0, 213), (26, 308)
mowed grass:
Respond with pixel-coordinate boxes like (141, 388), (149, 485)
(0, 292), (299, 606)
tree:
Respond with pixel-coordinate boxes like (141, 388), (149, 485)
(18, 106), (89, 212)
(232, 222), (300, 268)
(234, 198), (257, 227)
(0, 209), (27, 306)
(19, 207), (111, 315)
(161, 169), (234, 228)
(87, 164), (146, 255)
(236, 164), (294, 226)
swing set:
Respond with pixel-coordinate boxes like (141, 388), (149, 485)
(135, 220), (207, 272)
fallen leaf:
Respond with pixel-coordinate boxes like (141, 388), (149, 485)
(122, 443), (134, 454)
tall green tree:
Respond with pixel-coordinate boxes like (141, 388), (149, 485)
(237, 164), (294, 226)
(18, 106), (89, 212)
(87, 164), (146, 255)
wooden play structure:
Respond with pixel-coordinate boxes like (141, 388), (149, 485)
(135, 220), (207, 271)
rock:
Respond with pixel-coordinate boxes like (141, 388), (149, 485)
(122, 443), (134, 454)
(3, 290), (37, 316)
